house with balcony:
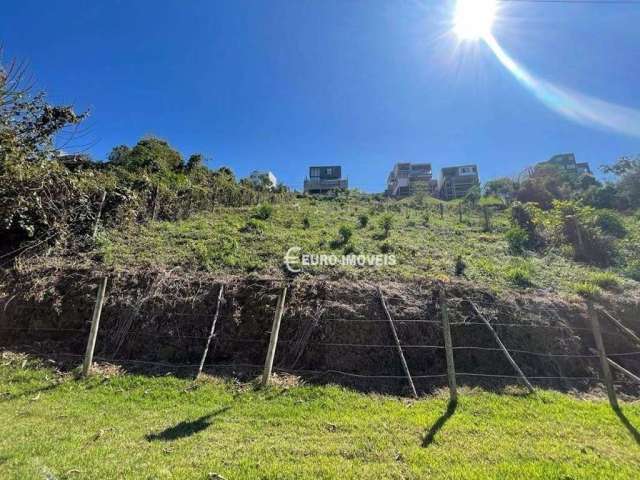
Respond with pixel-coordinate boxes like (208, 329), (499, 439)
(303, 166), (348, 194)
(386, 163), (438, 197)
(439, 164), (480, 200)
(537, 153), (591, 175)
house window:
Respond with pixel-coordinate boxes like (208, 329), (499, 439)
(310, 168), (320, 178)
(459, 166), (476, 175)
(326, 168), (333, 176)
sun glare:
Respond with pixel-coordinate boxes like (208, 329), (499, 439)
(454, 0), (497, 41)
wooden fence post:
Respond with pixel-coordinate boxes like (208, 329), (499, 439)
(469, 301), (535, 394)
(378, 286), (418, 398)
(92, 190), (107, 239)
(82, 277), (108, 377)
(588, 303), (619, 409)
(262, 287), (287, 387)
(439, 203), (444, 219)
(196, 284), (224, 379)
(458, 204), (463, 223)
(440, 288), (457, 404)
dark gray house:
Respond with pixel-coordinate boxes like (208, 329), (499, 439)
(303, 166), (348, 194)
(439, 165), (480, 200)
(537, 153), (591, 175)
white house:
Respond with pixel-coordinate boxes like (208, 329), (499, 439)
(246, 170), (277, 190)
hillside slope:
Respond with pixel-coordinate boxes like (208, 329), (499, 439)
(96, 195), (640, 298)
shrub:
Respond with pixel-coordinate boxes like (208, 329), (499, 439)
(254, 203), (273, 220)
(343, 242), (359, 255)
(302, 216), (310, 229)
(240, 218), (262, 233)
(380, 242), (393, 254)
(589, 272), (619, 290)
(358, 214), (369, 228)
(510, 202), (543, 250)
(552, 201), (617, 267)
(625, 261), (640, 282)
(381, 214), (394, 238)
(505, 227), (529, 254)
(455, 255), (466, 276)
(594, 211), (626, 238)
(505, 262), (534, 287)
(338, 225), (353, 244)
(574, 282), (602, 299)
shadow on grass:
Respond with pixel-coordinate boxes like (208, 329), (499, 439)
(422, 399), (457, 447)
(0, 382), (61, 403)
(145, 406), (230, 442)
(614, 407), (640, 445)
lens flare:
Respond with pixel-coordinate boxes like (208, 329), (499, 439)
(484, 34), (640, 138)
(454, 0), (497, 40)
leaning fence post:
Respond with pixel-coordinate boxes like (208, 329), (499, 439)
(378, 286), (418, 398)
(82, 276), (108, 377)
(196, 284), (224, 379)
(439, 288), (457, 404)
(588, 303), (619, 409)
(469, 301), (535, 394)
(262, 286), (287, 387)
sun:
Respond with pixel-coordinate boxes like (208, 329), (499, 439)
(454, 0), (497, 41)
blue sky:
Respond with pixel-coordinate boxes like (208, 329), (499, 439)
(2, 0), (639, 191)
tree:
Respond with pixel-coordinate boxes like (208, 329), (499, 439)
(484, 177), (518, 203)
(1, 57), (86, 164)
(107, 137), (183, 173)
(603, 156), (640, 208)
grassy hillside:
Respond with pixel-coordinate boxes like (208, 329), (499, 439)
(96, 195), (640, 297)
(1, 355), (639, 480)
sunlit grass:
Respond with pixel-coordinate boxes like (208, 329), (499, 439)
(1, 358), (639, 479)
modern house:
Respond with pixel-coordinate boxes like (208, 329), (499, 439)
(537, 153), (591, 175)
(386, 163), (438, 197)
(246, 170), (277, 190)
(438, 164), (480, 200)
(303, 166), (348, 194)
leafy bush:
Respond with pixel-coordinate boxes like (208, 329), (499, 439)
(625, 261), (640, 282)
(594, 211), (627, 238)
(358, 214), (369, 228)
(380, 242), (393, 254)
(455, 255), (466, 276)
(338, 225), (353, 243)
(505, 227), (529, 254)
(589, 272), (619, 290)
(381, 214), (394, 238)
(302, 216), (310, 229)
(553, 201), (616, 266)
(505, 260), (534, 287)
(574, 282), (602, 299)
(343, 242), (359, 255)
(510, 202), (544, 250)
(254, 203), (273, 220)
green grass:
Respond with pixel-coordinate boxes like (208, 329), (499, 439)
(97, 195), (640, 296)
(1, 356), (639, 479)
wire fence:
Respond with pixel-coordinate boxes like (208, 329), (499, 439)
(4, 298), (640, 397)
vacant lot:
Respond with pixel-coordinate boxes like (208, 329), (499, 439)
(1, 354), (639, 479)
(97, 196), (640, 297)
